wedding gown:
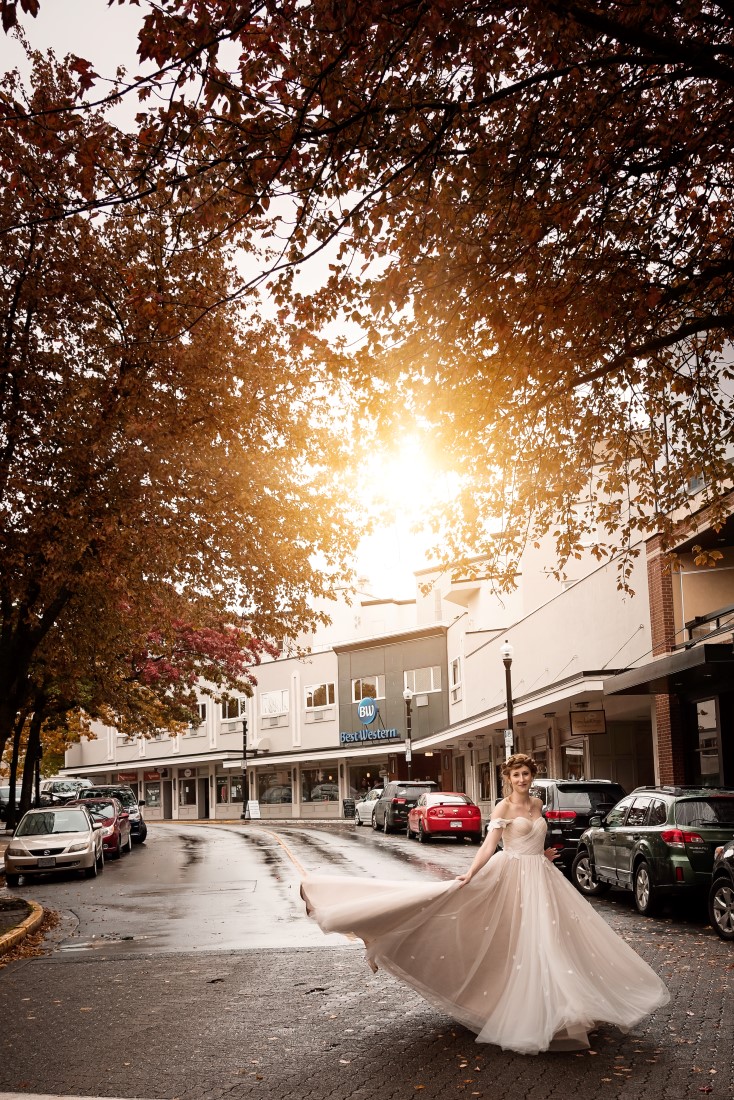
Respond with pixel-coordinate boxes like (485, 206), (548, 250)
(301, 815), (669, 1054)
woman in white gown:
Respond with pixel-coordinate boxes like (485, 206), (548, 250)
(301, 754), (669, 1055)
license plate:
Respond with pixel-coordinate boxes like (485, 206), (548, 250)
(37, 857), (56, 868)
(450, 821), (463, 828)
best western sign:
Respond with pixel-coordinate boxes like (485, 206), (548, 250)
(340, 728), (400, 745)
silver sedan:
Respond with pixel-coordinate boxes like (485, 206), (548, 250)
(4, 806), (104, 886)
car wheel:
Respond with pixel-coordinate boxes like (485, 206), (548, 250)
(383, 813), (390, 835)
(98, 846), (105, 872)
(406, 820), (414, 839)
(126, 831), (133, 854)
(85, 852), (98, 878)
(633, 860), (659, 915)
(139, 823), (148, 843)
(470, 833), (482, 846)
(418, 822), (430, 844)
(708, 879), (734, 941)
(371, 811), (379, 831)
(5, 873), (20, 887)
(354, 812), (362, 827)
(572, 851), (610, 897)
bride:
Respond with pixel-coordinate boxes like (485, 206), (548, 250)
(301, 753), (669, 1054)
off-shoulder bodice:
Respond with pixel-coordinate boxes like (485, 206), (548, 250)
(492, 815), (547, 855)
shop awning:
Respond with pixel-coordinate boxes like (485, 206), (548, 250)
(605, 642), (734, 696)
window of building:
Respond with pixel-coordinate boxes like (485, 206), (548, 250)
(305, 683), (335, 709)
(258, 769), (293, 804)
(301, 766), (339, 802)
(221, 698), (243, 721)
(216, 776), (230, 805)
(450, 658), (462, 703)
(145, 782), (161, 809)
(479, 761), (493, 801)
(352, 676), (385, 702)
(404, 666), (442, 694)
(178, 778), (197, 806)
(260, 689), (289, 716)
(230, 776), (243, 804)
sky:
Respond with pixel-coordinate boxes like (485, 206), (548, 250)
(1, 1), (444, 601)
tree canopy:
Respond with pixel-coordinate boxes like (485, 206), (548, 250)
(0, 47), (357, 793)
(3, 0), (734, 588)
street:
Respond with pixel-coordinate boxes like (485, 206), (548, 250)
(0, 821), (732, 1100)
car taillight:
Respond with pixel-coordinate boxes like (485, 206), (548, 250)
(392, 798), (406, 805)
(545, 810), (576, 821)
(661, 829), (704, 848)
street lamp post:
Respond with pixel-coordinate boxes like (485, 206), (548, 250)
(500, 639), (514, 759)
(402, 687), (414, 780)
(240, 716), (249, 820)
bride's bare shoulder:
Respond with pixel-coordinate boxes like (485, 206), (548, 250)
(491, 798), (511, 818)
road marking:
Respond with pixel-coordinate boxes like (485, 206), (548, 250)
(254, 827), (307, 878)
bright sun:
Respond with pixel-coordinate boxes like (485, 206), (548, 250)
(354, 436), (457, 598)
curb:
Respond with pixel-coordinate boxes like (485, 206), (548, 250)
(0, 900), (44, 957)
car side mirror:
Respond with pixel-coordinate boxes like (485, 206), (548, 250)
(589, 814), (603, 828)
(93, 821), (103, 830)
(120, 812), (129, 819)
(138, 799), (146, 807)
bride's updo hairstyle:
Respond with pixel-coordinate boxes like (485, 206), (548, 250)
(501, 753), (538, 798)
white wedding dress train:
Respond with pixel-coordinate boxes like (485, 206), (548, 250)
(301, 816), (669, 1054)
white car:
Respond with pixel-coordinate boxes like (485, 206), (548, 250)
(4, 806), (104, 886)
(354, 789), (383, 826)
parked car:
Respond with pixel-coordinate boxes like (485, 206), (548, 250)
(4, 805), (104, 886)
(407, 792), (482, 844)
(525, 778), (627, 872)
(69, 797), (132, 859)
(572, 785), (734, 915)
(82, 785), (148, 843)
(354, 788), (383, 826)
(0, 784), (20, 823)
(372, 781), (437, 834)
(708, 837), (734, 941)
(39, 777), (93, 804)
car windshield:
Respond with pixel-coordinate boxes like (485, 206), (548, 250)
(88, 789), (135, 807)
(81, 801), (116, 820)
(675, 798), (734, 827)
(395, 786), (433, 797)
(556, 786), (626, 813)
(17, 810), (90, 835)
(48, 781), (77, 794)
(426, 794), (472, 806)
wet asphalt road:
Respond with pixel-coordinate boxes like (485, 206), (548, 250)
(0, 821), (732, 1100)
(2, 820), (476, 955)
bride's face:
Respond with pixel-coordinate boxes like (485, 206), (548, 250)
(509, 765), (533, 795)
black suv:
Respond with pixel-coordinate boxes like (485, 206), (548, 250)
(372, 781), (437, 834)
(528, 778), (626, 873)
(83, 785), (148, 843)
(708, 837), (734, 941)
(573, 785), (734, 915)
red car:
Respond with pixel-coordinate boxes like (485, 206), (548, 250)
(407, 792), (482, 844)
(69, 797), (132, 859)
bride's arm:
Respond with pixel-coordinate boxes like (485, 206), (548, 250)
(456, 805), (509, 885)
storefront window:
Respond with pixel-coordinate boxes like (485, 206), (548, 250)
(179, 778), (197, 806)
(694, 699), (721, 785)
(454, 755), (466, 793)
(302, 766), (338, 802)
(562, 744), (585, 780)
(349, 765), (383, 799)
(145, 782), (161, 809)
(479, 761), (492, 801)
(258, 769), (293, 804)
(216, 776), (230, 804)
(230, 776), (243, 804)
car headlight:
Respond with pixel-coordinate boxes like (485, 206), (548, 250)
(102, 825), (115, 837)
(7, 844), (27, 856)
(68, 841), (91, 853)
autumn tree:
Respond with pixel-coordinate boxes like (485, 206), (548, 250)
(0, 47), (357, 784)
(7, 0), (734, 583)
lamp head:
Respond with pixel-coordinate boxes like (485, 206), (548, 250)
(403, 687), (414, 703)
(500, 639), (514, 661)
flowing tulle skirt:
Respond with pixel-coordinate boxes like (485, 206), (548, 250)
(301, 852), (669, 1054)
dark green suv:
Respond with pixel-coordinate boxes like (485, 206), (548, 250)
(572, 785), (734, 915)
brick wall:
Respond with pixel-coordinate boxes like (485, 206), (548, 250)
(647, 536), (687, 784)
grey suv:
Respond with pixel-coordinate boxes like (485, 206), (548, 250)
(372, 781), (437, 834)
